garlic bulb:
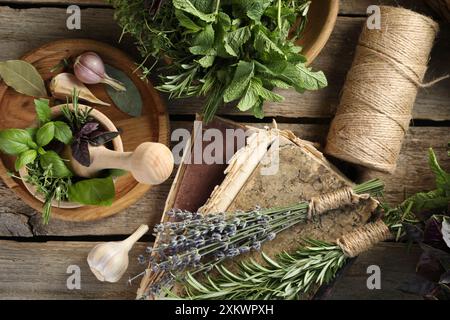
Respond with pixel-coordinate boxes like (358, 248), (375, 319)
(50, 73), (110, 106)
(87, 224), (149, 283)
(74, 52), (126, 92)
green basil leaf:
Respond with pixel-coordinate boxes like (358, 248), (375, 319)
(223, 60), (254, 102)
(68, 176), (115, 206)
(0, 129), (32, 155)
(34, 99), (52, 124)
(15, 149), (37, 171)
(36, 122), (55, 147)
(0, 60), (47, 97)
(53, 121), (72, 144)
(39, 150), (72, 178)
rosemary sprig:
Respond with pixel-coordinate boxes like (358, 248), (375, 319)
(179, 239), (346, 300)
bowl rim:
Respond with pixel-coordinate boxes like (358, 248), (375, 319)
(18, 103), (124, 209)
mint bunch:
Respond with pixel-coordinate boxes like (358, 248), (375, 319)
(111, 0), (326, 121)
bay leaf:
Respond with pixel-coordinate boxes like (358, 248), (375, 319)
(0, 60), (47, 97)
(105, 65), (142, 117)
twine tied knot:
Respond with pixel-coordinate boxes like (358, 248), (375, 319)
(307, 186), (370, 219)
(336, 220), (391, 258)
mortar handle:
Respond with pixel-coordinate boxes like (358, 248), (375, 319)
(90, 142), (174, 185)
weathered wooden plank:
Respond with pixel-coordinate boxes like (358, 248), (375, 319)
(0, 7), (448, 120)
(0, 0), (434, 16)
(0, 240), (149, 299)
(0, 122), (448, 237)
(339, 0), (433, 16)
(327, 243), (423, 300)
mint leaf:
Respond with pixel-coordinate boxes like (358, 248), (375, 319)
(237, 80), (260, 112)
(290, 64), (328, 90)
(175, 9), (202, 33)
(233, 0), (272, 21)
(68, 176), (115, 206)
(36, 121), (55, 147)
(40, 150), (72, 178)
(173, 0), (216, 22)
(197, 52), (216, 68)
(15, 149), (37, 171)
(223, 61), (254, 102)
(53, 121), (72, 144)
(34, 99), (51, 124)
(224, 26), (251, 57)
(0, 129), (32, 155)
(190, 24), (215, 55)
(254, 26), (286, 62)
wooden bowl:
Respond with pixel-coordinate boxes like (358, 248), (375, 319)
(0, 39), (170, 222)
(18, 104), (124, 209)
(299, 0), (339, 64)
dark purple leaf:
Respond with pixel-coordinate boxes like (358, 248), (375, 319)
(404, 223), (424, 243)
(440, 271), (450, 284)
(79, 122), (99, 136)
(398, 277), (437, 296)
(88, 131), (120, 147)
(71, 140), (90, 167)
(424, 216), (447, 251)
(416, 251), (445, 282)
(420, 243), (450, 271)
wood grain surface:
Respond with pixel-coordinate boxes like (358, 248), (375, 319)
(0, 0), (448, 300)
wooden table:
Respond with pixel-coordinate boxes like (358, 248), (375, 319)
(0, 0), (448, 300)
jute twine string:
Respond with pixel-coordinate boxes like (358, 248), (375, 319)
(336, 220), (391, 258)
(325, 6), (444, 173)
(307, 186), (370, 219)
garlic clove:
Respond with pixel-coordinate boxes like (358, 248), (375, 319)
(50, 73), (110, 106)
(87, 224), (149, 283)
(87, 242), (129, 283)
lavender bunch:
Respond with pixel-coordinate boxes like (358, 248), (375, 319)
(139, 179), (384, 296)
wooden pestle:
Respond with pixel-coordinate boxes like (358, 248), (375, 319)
(69, 142), (174, 185)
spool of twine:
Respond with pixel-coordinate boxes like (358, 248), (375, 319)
(336, 220), (391, 258)
(325, 6), (440, 173)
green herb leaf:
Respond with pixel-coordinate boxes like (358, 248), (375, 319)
(15, 149), (37, 171)
(68, 176), (115, 206)
(288, 64), (328, 91)
(104, 65), (143, 117)
(0, 60), (47, 97)
(0, 129), (32, 155)
(224, 26), (251, 57)
(172, 0), (216, 22)
(223, 61), (254, 102)
(429, 148), (450, 195)
(190, 24), (215, 55)
(36, 122), (55, 147)
(53, 121), (73, 144)
(34, 99), (52, 124)
(175, 9), (202, 32)
(254, 26), (286, 61)
(39, 150), (72, 178)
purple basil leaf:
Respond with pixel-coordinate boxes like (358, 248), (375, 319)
(71, 140), (91, 167)
(398, 276), (437, 296)
(416, 251), (444, 282)
(404, 223), (424, 244)
(79, 122), (99, 136)
(88, 131), (120, 147)
(420, 243), (450, 272)
(440, 270), (450, 285)
(424, 216), (447, 251)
